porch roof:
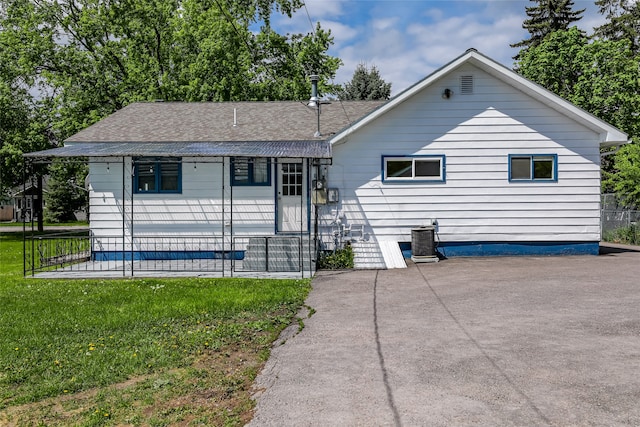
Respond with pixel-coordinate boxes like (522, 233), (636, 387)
(23, 140), (331, 159)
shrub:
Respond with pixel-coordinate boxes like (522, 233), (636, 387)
(603, 224), (639, 245)
(317, 244), (354, 269)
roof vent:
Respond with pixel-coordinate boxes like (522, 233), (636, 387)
(460, 75), (473, 95)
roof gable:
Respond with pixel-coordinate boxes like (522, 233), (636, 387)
(329, 49), (628, 147)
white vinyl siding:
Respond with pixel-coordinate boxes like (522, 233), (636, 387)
(89, 157), (277, 243)
(322, 63), (603, 251)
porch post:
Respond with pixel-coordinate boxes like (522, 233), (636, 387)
(130, 157), (134, 277)
(230, 157), (234, 277)
(122, 156), (126, 277)
(301, 158), (306, 278)
(222, 157), (226, 278)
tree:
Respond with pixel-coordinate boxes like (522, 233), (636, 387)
(337, 63), (391, 101)
(517, 28), (640, 137)
(511, 0), (585, 59)
(594, 0), (640, 53)
(516, 28), (640, 205)
(0, 0), (341, 223)
(607, 143), (640, 208)
(44, 159), (88, 223)
(515, 27), (588, 99)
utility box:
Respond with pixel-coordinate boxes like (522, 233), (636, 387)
(411, 226), (438, 263)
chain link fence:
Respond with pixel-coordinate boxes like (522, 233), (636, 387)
(601, 194), (639, 245)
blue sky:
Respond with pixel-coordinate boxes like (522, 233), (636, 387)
(273, 0), (607, 95)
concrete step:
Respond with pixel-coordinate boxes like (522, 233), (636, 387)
(242, 236), (315, 272)
(351, 241), (386, 269)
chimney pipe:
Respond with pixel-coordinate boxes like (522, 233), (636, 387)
(308, 74), (319, 108)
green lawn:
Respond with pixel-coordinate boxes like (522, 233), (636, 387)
(0, 221), (89, 227)
(0, 232), (311, 426)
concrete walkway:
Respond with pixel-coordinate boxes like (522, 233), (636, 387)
(250, 246), (640, 426)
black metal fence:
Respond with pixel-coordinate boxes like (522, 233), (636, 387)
(24, 232), (315, 277)
(24, 230), (91, 275)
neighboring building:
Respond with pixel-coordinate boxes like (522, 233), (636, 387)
(10, 182), (46, 223)
(24, 49), (628, 274)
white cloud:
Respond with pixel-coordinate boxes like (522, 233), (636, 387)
(272, 0), (613, 96)
(372, 17), (400, 32)
(332, 3), (526, 94)
(320, 20), (360, 45)
(299, 0), (345, 19)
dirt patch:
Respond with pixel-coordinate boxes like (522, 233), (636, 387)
(0, 345), (268, 426)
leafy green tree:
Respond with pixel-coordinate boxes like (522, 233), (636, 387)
(607, 143), (640, 208)
(516, 28), (640, 205)
(337, 63), (392, 101)
(0, 0), (341, 224)
(594, 0), (640, 53)
(517, 28), (640, 135)
(515, 27), (588, 99)
(511, 0), (585, 59)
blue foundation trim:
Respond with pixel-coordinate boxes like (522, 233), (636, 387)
(92, 250), (245, 262)
(400, 241), (599, 258)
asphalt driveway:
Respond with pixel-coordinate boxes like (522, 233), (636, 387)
(249, 244), (640, 426)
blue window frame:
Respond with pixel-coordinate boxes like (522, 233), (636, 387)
(508, 154), (558, 182)
(231, 157), (271, 186)
(134, 157), (182, 193)
(382, 155), (446, 183)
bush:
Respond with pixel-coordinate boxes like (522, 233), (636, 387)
(603, 224), (639, 245)
(317, 244), (354, 269)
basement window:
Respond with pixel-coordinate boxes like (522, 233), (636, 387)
(382, 155), (446, 182)
(134, 157), (182, 193)
(509, 154), (557, 182)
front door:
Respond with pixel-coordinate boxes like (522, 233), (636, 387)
(277, 161), (307, 232)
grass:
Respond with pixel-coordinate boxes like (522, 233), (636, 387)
(0, 232), (311, 426)
(0, 221), (89, 228)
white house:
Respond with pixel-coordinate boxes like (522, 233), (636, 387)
(24, 49), (628, 275)
(320, 48), (628, 268)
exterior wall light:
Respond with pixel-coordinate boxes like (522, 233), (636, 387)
(442, 88), (453, 99)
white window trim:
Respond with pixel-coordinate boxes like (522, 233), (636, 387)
(382, 155), (446, 183)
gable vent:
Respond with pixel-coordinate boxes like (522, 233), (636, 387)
(460, 75), (474, 95)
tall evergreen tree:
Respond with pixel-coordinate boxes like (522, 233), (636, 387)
(511, 0), (585, 59)
(594, 0), (640, 53)
(337, 63), (391, 101)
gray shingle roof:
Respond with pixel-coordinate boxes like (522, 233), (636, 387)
(65, 101), (385, 143)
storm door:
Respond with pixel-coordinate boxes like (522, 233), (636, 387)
(277, 160), (307, 232)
